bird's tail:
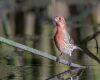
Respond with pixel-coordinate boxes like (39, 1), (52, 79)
(74, 46), (83, 51)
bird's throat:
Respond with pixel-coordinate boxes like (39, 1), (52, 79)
(56, 25), (66, 34)
(55, 25), (65, 48)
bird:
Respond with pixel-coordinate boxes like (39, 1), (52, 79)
(54, 16), (82, 64)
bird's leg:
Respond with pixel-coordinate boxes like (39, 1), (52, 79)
(68, 58), (72, 67)
(56, 53), (62, 63)
(67, 53), (72, 66)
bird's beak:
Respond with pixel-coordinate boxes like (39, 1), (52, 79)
(53, 17), (57, 27)
(54, 16), (59, 27)
(54, 16), (58, 22)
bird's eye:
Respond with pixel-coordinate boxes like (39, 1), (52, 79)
(55, 16), (64, 22)
(58, 17), (61, 20)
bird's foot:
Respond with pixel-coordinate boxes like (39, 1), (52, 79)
(56, 57), (60, 63)
(67, 61), (71, 66)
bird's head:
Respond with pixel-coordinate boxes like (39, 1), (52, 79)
(54, 16), (66, 28)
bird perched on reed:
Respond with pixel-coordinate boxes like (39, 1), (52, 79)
(54, 16), (82, 64)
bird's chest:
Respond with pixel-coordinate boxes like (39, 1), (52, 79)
(55, 31), (65, 48)
(55, 32), (74, 54)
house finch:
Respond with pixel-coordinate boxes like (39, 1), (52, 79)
(54, 16), (82, 63)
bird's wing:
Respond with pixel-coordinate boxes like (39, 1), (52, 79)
(69, 36), (74, 44)
(64, 32), (74, 44)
